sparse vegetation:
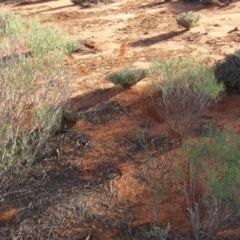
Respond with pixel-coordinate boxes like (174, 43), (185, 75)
(0, 9), (24, 36)
(1, 1), (240, 240)
(70, 0), (111, 5)
(60, 109), (79, 129)
(150, 58), (224, 141)
(214, 49), (240, 88)
(28, 17), (81, 56)
(176, 11), (201, 30)
(178, 126), (240, 239)
(106, 67), (148, 87)
(200, 0), (218, 4)
(0, 11), (73, 175)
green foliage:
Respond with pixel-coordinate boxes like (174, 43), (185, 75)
(0, 12), (72, 175)
(200, 0), (218, 4)
(150, 58), (224, 141)
(179, 127), (240, 239)
(117, 224), (170, 240)
(214, 49), (240, 88)
(60, 109), (79, 129)
(71, 0), (86, 3)
(0, 9), (24, 36)
(106, 67), (148, 87)
(70, 0), (102, 4)
(28, 17), (80, 56)
(176, 11), (201, 30)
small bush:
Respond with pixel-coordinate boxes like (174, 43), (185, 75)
(106, 67), (148, 87)
(0, 9), (24, 36)
(176, 11), (201, 30)
(179, 127), (240, 239)
(70, 0), (107, 4)
(0, 12), (72, 175)
(28, 17), (81, 57)
(150, 58), (224, 141)
(200, 0), (218, 4)
(60, 109), (79, 129)
(214, 49), (240, 88)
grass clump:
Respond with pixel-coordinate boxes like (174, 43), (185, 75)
(150, 58), (224, 141)
(179, 127), (240, 239)
(214, 49), (240, 88)
(176, 11), (201, 30)
(106, 67), (148, 87)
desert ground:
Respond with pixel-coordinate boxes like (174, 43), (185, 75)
(1, 0), (240, 239)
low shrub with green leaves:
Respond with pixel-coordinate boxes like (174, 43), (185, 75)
(70, 0), (108, 4)
(0, 11), (74, 175)
(179, 127), (240, 239)
(28, 17), (81, 56)
(60, 109), (79, 129)
(106, 67), (148, 87)
(176, 11), (201, 30)
(200, 0), (218, 4)
(214, 49), (240, 88)
(0, 9), (24, 36)
(150, 58), (224, 141)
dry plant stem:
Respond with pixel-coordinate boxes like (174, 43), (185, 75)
(137, 130), (165, 228)
(0, 36), (72, 175)
(150, 58), (224, 142)
(153, 88), (216, 142)
(116, 42), (127, 67)
(179, 129), (240, 239)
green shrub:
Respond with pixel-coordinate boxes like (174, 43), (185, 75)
(179, 127), (240, 239)
(106, 67), (148, 87)
(214, 49), (240, 88)
(28, 17), (80, 57)
(0, 12), (72, 175)
(200, 0), (218, 4)
(70, 0), (102, 4)
(60, 109), (79, 129)
(0, 9), (24, 36)
(150, 58), (224, 141)
(176, 11), (201, 30)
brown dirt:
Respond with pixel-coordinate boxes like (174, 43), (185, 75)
(1, 0), (240, 239)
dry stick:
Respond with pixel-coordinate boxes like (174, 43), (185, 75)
(67, 54), (75, 61)
(67, 55), (89, 75)
(78, 65), (89, 75)
(131, 89), (181, 141)
(116, 42), (127, 67)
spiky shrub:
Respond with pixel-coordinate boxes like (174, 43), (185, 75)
(150, 58), (224, 141)
(214, 49), (240, 88)
(106, 67), (148, 87)
(0, 9), (24, 36)
(176, 11), (201, 30)
(0, 12), (73, 175)
(178, 127), (240, 239)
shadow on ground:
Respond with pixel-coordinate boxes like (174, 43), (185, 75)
(130, 30), (186, 47)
